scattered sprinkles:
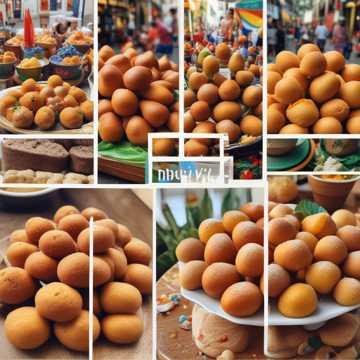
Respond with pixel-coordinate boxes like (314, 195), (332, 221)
(179, 314), (192, 330)
(157, 293), (181, 313)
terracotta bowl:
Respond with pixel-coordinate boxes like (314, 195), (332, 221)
(308, 175), (360, 212)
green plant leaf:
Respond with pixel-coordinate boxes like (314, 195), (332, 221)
(185, 203), (202, 228)
(178, 226), (198, 241)
(199, 189), (213, 220)
(221, 189), (241, 215)
(162, 203), (180, 238)
(157, 250), (176, 279)
(295, 200), (327, 218)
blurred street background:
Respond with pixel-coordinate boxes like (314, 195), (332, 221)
(268, 0), (360, 62)
(98, 0), (178, 63)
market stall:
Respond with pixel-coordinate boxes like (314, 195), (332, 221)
(184, 0), (263, 179)
(0, 4), (94, 135)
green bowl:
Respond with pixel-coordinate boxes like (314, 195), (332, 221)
(0, 60), (15, 79)
(268, 139), (310, 171)
(69, 43), (91, 54)
(16, 58), (49, 82)
(50, 60), (82, 81)
(16, 65), (42, 81)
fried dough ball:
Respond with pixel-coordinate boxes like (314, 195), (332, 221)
(265, 263), (291, 298)
(240, 203), (264, 222)
(176, 238), (205, 262)
(278, 283), (318, 318)
(305, 261), (341, 294)
(123, 263), (152, 295)
(0, 267), (37, 304)
(295, 232), (319, 252)
(100, 282), (142, 314)
(35, 282), (83, 322)
(343, 251), (360, 279)
(201, 263), (240, 299)
(222, 210), (249, 233)
(6, 242), (37, 267)
(58, 214), (89, 240)
(269, 218), (297, 247)
(39, 230), (76, 259)
(53, 205), (80, 224)
(337, 225), (360, 251)
(117, 223), (132, 247)
(25, 217), (55, 244)
(124, 239), (152, 265)
(269, 204), (294, 219)
(81, 207), (108, 221)
(302, 213), (337, 238)
(332, 209), (357, 229)
(179, 260), (207, 290)
(107, 248), (128, 279)
(232, 221), (263, 250)
(333, 277), (360, 306)
(9, 229), (30, 244)
(198, 219), (226, 244)
(204, 233), (237, 264)
(24, 251), (58, 281)
(314, 236), (348, 264)
(220, 282), (263, 317)
(235, 243), (263, 277)
(274, 240), (313, 272)
(102, 314), (143, 344)
(54, 310), (100, 352)
(5, 307), (50, 349)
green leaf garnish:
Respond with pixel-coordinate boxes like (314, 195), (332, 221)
(295, 200), (327, 218)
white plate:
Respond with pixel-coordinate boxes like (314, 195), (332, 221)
(0, 188), (56, 197)
(181, 287), (264, 326)
(179, 262), (263, 326)
(0, 83), (93, 134)
(269, 297), (360, 326)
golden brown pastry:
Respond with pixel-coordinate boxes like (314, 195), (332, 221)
(5, 306), (50, 349)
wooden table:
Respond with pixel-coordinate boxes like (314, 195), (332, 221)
(0, 188), (153, 360)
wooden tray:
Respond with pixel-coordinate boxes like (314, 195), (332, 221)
(98, 156), (145, 184)
(157, 265), (266, 360)
(0, 83), (93, 134)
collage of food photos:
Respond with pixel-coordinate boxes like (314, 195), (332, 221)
(0, 0), (359, 359)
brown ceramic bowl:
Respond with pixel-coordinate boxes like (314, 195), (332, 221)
(308, 175), (360, 212)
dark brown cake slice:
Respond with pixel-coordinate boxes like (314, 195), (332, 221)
(2, 140), (69, 172)
(69, 145), (93, 175)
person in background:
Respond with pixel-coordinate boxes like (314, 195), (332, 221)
(268, 20), (277, 57)
(344, 34), (353, 60)
(53, 16), (70, 48)
(127, 12), (135, 37)
(294, 20), (302, 49)
(315, 19), (328, 51)
(155, 9), (176, 57)
(276, 22), (285, 53)
(332, 20), (347, 52)
(147, 21), (158, 51)
(220, 8), (235, 42)
(170, 8), (178, 43)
